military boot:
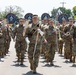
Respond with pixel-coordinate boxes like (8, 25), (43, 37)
(33, 67), (37, 74)
(20, 58), (24, 65)
(1, 52), (4, 58)
(50, 61), (54, 66)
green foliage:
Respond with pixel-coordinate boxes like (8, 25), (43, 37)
(51, 8), (58, 19)
(73, 6), (76, 15)
(51, 7), (72, 19)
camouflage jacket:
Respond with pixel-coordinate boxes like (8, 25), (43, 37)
(13, 25), (25, 42)
(0, 27), (6, 44)
(64, 24), (74, 35)
(25, 23), (41, 44)
(45, 26), (56, 44)
(59, 25), (65, 38)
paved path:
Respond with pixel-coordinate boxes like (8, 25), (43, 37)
(0, 39), (76, 75)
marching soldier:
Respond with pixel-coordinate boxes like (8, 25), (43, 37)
(25, 15), (46, 74)
(0, 22), (6, 59)
(40, 13), (50, 55)
(58, 18), (67, 55)
(5, 24), (11, 54)
(13, 18), (26, 65)
(40, 13), (51, 64)
(72, 22), (76, 63)
(45, 18), (57, 66)
(64, 17), (74, 62)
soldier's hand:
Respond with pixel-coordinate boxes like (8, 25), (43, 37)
(44, 39), (47, 44)
(71, 38), (74, 44)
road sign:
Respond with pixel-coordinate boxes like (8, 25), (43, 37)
(41, 13), (50, 20)
(58, 14), (68, 24)
(6, 13), (17, 24)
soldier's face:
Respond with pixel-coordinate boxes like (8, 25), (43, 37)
(48, 20), (53, 26)
(19, 20), (24, 25)
(43, 20), (48, 24)
(32, 16), (38, 24)
(69, 19), (74, 25)
(62, 21), (66, 26)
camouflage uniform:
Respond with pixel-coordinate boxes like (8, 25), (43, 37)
(58, 25), (65, 54)
(5, 27), (11, 54)
(45, 25), (56, 65)
(40, 24), (48, 57)
(13, 24), (26, 65)
(64, 24), (73, 62)
(40, 26), (45, 54)
(26, 24), (41, 72)
(0, 26), (6, 58)
(72, 25), (76, 63)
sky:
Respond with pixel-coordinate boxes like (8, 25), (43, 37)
(0, 0), (76, 17)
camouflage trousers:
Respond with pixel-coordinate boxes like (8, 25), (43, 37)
(64, 43), (72, 60)
(0, 45), (5, 57)
(58, 40), (64, 54)
(5, 40), (11, 54)
(15, 40), (26, 62)
(72, 41), (76, 56)
(28, 43), (40, 70)
(45, 43), (56, 63)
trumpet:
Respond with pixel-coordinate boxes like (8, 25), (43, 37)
(65, 32), (70, 36)
(58, 29), (63, 41)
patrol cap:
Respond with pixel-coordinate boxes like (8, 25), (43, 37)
(19, 18), (24, 22)
(48, 18), (52, 21)
(68, 17), (74, 20)
(32, 15), (38, 18)
(41, 13), (50, 20)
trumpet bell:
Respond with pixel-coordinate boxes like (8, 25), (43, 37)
(59, 37), (63, 41)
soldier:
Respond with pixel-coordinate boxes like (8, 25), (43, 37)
(13, 18), (26, 65)
(25, 15), (46, 74)
(5, 24), (11, 54)
(0, 22), (6, 59)
(40, 15), (49, 55)
(58, 18), (67, 55)
(40, 13), (50, 63)
(64, 17), (74, 62)
(72, 23), (76, 63)
(45, 18), (57, 66)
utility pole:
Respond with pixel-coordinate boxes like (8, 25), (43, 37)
(60, 1), (66, 7)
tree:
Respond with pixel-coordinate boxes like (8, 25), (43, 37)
(51, 7), (72, 19)
(51, 8), (58, 19)
(65, 9), (72, 17)
(73, 6), (76, 15)
(0, 5), (24, 19)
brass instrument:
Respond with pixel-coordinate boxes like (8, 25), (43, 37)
(58, 29), (63, 41)
(65, 32), (70, 36)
